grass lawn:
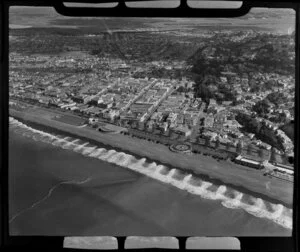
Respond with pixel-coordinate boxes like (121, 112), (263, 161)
(52, 114), (85, 126)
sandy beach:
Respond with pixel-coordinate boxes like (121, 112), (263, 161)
(9, 107), (294, 207)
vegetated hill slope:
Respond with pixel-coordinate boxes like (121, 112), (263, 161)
(235, 113), (286, 152)
(280, 121), (294, 143)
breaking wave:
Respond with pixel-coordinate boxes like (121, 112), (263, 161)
(9, 117), (293, 230)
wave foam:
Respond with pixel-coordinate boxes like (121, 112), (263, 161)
(88, 148), (106, 158)
(9, 117), (293, 230)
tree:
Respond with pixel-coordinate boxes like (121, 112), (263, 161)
(280, 121), (294, 143)
(269, 147), (277, 163)
(194, 82), (213, 101)
(177, 86), (186, 93)
(205, 137), (210, 147)
(236, 141), (243, 154)
(258, 147), (264, 159)
(266, 92), (288, 107)
(252, 99), (272, 117)
(215, 137), (220, 149)
(247, 144), (253, 156)
(226, 141), (231, 150)
(265, 79), (276, 90)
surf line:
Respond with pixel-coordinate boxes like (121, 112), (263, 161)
(9, 177), (91, 224)
(9, 117), (293, 230)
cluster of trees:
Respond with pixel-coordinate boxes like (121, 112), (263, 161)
(252, 92), (291, 123)
(252, 43), (294, 75)
(11, 66), (93, 75)
(11, 27), (202, 63)
(235, 113), (285, 152)
(188, 33), (294, 101)
(10, 27), (83, 37)
(192, 74), (237, 104)
(10, 33), (97, 54)
(252, 99), (273, 117)
(266, 92), (289, 107)
(268, 113), (291, 125)
(90, 33), (199, 62)
(133, 68), (187, 80)
(280, 121), (294, 143)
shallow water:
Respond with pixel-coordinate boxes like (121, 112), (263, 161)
(8, 117), (291, 236)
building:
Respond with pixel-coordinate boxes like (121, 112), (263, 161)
(234, 155), (264, 169)
(204, 115), (214, 128)
(274, 162), (294, 171)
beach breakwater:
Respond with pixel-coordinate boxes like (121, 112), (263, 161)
(9, 116), (293, 230)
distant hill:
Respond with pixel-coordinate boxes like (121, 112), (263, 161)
(9, 6), (295, 34)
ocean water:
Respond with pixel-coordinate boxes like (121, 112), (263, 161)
(8, 117), (292, 236)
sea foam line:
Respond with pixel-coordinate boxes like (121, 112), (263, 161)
(9, 117), (293, 230)
(9, 177), (91, 224)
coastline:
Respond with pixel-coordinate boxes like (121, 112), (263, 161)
(9, 131), (291, 236)
(9, 108), (294, 208)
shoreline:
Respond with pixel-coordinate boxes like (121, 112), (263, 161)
(9, 132), (292, 236)
(9, 108), (294, 208)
